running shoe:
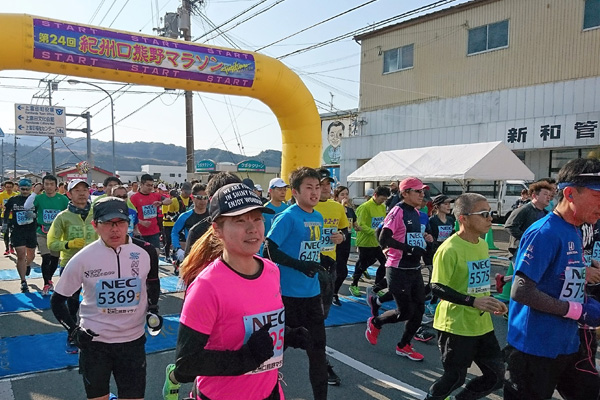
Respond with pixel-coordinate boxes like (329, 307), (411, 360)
(3, 250), (8, 256)
(495, 273), (506, 293)
(10, 247), (15, 254)
(108, 393), (118, 400)
(163, 363), (181, 400)
(332, 295), (341, 307)
(41, 284), (52, 296)
(421, 314), (434, 324)
(20, 281), (29, 293)
(396, 344), (424, 361)
(327, 364), (341, 386)
(65, 338), (78, 354)
(367, 293), (380, 318)
(363, 270), (371, 280)
(349, 285), (361, 297)
(365, 317), (380, 345)
(424, 301), (438, 317)
(414, 326), (435, 343)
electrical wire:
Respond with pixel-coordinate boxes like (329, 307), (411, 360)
(97, 0), (118, 26)
(109, 0), (131, 27)
(193, 0), (270, 41)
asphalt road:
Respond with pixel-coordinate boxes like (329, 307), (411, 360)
(0, 227), (531, 400)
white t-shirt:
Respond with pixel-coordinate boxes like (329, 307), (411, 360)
(55, 238), (151, 343)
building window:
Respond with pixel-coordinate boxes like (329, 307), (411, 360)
(383, 44), (414, 74)
(178, 174), (182, 177)
(467, 20), (509, 55)
(169, 173), (175, 177)
(549, 149), (582, 177)
(584, 0), (600, 30)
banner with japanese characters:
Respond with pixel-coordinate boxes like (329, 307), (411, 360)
(33, 19), (255, 88)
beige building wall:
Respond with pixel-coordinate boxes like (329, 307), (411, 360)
(358, 0), (600, 111)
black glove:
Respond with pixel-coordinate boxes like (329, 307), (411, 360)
(285, 326), (311, 350)
(300, 261), (325, 278)
(408, 246), (426, 257)
(247, 323), (274, 365)
(69, 326), (99, 349)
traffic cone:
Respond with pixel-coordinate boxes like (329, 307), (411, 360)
(494, 261), (514, 302)
(485, 227), (498, 250)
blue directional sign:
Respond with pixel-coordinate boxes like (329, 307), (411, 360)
(0, 127), (4, 138)
(14, 103), (66, 137)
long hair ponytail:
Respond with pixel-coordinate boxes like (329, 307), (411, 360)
(180, 222), (224, 287)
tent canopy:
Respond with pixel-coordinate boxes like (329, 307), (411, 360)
(347, 141), (535, 183)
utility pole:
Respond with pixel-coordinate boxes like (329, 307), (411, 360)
(37, 79), (58, 175)
(13, 133), (17, 180)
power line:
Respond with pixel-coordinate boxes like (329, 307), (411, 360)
(193, 0), (270, 41)
(109, 0), (131, 27)
(97, 0), (118, 26)
(89, 0), (107, 24)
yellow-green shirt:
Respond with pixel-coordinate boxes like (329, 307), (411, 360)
(47, 209), (98, 266)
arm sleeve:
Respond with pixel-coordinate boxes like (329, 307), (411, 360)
(133, 237), (160, 306)
(24, 193), (37, 210)
(173, 323), (260, 381)
(379, 227), (411, 251)
(263, 238), (309, 272)
(511, 271), (569, 316)
(431, 282), (476, 307)
(171, 212), (189, 248)
(184, 223), (204, 257)
(50, 292), (77, 332)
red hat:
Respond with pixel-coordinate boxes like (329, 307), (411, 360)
(399, 177), (429, 191)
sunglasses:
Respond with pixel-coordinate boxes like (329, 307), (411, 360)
(114, 195), (128, 199)
(98, 220), (129, 228)
(408, 189), (424, 194)
(193, 195), (209, 200)
(464, 210), (492, 219)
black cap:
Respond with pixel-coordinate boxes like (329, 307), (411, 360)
(93, 197), (130, 222)
(210, 183), (274, 220)
(431, 194), (454, 207)
(317, 168), (334, 183)
(181, 182), (192, 192)
(242, 178), (255, 189)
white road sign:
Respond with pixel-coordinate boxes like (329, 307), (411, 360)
(14, 103), (66, 137)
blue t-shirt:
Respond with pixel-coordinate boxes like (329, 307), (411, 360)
(264, 201), (289, 236)
(508, 213), (585, 358)
(266, 204), (323, 298)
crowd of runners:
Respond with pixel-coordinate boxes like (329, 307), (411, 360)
(1, 157), (600, 399)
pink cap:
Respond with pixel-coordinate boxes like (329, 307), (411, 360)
(399, 177), (429, 191)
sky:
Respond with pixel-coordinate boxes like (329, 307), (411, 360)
(0, 0), (470, 156)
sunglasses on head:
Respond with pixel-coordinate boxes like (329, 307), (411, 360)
(193, 194), (209, 200)
(463, 210), (492, 219)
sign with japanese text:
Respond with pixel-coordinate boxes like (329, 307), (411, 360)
(14, 104), (66, 137)
(195, 159), (216, 172)
(237, 160), (266, 172)
(33, 19), (255, 88)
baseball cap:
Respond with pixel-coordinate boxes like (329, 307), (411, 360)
(18, 178), (32, 187)
(432, 194), (454, 207)
(366, 188), (375, 197)
(93, 197), (129, 222)
(210, 183), (275, 220)
(254, 184), (263, 192)
(242, 178), (255, 188)
(97, 183), (104, 188)
(269, 177), (288, 189)
(157, 183), (167, 191)
(399, 177), (429, 191)
(68, 179), (90, 191)
(318, 168), (335, 183)
(181, 182), (192, 192)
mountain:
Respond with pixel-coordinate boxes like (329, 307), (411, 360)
(0, 135), (282, 174)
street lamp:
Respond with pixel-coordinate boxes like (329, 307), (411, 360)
(68, 79), (116, 176)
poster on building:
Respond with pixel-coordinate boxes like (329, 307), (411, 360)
(321, 116), (357, 166)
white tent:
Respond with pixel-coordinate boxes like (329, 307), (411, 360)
(347, 141), (535, 183)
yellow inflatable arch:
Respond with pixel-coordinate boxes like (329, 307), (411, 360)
(0, 14), (321, 181)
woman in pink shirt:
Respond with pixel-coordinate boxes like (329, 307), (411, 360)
(162, 183), (307, 400)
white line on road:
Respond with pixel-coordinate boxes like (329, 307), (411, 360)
(326, 346), (427, 399)
(0, 380), (15, 400)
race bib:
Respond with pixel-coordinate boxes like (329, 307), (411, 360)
(467, 258), (491, 294)
(42, 209), (60, 224)
(95, 277), (141, 309)
(406, 232), (426, 249)
(559, 267), (586, 303)
(298, 240), (320, 262)
(320, 227), (338, 252)
(15, 210), (34, 226)
(592, 242), (600, 262)
(243, 307), (285, 374)
(438, 226), (452, 242)
(141, 204), (157, 219)
(371, 217), (384, 229)
(585, 254), (592, 267)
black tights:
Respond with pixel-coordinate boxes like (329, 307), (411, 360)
(41, 254), (59, 285)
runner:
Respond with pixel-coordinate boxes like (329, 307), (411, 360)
(92, 183), (105, 196)
(48, 179), (99, 353)
(111, 185), (140, 237)
(129, 174), (172, 253)
(314, 168), (349, 386)
(365, 177), (432, 361)
(385, 181), (400, 212)
(263, 177), (289, 235)
(58, 181), (66, 195)
(127, 181), (138, 198)
(0, 180), (18, 255)
(91, 177), (122, 204)
(24, 175), (69, 295)
(50, 197), (161, 400)
(162, 189), (179, 262)
(162, 183), (303, 400)
(424, 193), (507, 400)
(171, 183), (209, 275)
(333, 185), (358, 307)
(348, 185), (390, 297)
(505, 158), (600, 399)
(264, 167), (329, 400)
(2, 179), (37, 292)
(183, 172), (242, 257)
